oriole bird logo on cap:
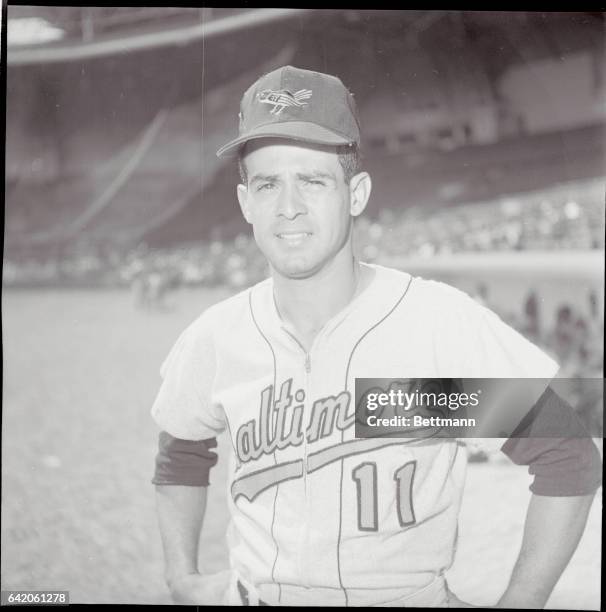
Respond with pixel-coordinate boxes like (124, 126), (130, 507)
(258, 88), (313, 115)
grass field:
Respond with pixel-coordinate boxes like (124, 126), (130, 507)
(1, 287), (601, 607)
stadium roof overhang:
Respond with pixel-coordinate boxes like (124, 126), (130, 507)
(7, 9), (602, 84)
(6, 8), (315, 66)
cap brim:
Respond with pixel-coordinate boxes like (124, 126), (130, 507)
(216, 121), (356, 158)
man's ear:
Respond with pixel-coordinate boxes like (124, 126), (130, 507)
(237, 183), (252, 224)
(349, 172), (372, 217)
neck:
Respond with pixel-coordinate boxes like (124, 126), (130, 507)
(272, 253), (361, 348)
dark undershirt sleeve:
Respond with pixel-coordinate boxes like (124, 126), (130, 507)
(501, 386), (602, 496)
(152, 431), (218, 486)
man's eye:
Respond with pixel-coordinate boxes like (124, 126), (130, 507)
(304, 179), (325, 186)
(257, 183), (276, 192)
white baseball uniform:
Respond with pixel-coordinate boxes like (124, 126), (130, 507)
(151, 262), (559, 606)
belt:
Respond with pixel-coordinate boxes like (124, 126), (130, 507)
(237, 580), (269, 606)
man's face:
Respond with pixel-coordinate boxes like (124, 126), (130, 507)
(237, 139), (366, 280)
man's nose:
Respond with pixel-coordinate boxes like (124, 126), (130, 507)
(276, 183), (306, 219)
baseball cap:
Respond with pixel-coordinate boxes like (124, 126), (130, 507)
(216, 65), (360, 158)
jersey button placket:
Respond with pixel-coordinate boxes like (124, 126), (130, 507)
(300, 334), (326, 591)
(302, 344), (313, 590)
(280, 326), (312, 588)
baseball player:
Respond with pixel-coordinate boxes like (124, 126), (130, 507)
(151, 66), (601, 607)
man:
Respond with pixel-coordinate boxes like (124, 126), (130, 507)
(151, 66), (601, 607)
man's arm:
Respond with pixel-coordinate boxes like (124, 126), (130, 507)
(155, 484), (207, 585)
(496, 492), (595, 608)
(449, 385), (601, 608)
(495, 387), (601, 607)
(448, 492), (596, 609)
(152, 433), (229, 604)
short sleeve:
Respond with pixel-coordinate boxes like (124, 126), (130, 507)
(151, 316), (226, 440)
(501, 386), (603, 496)
(451, 289), (559, 379)
(152, 432), (219, 486)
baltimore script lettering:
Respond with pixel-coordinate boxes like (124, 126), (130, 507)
(235, 378), (354, 463)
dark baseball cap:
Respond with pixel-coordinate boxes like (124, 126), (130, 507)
(216, 65), (360, 158)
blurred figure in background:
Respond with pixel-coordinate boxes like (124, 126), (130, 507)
(471, 281), (489, 307)
(548, 305), (576, 367)
(521, 290), (541, 345)
(131, 254), (178, 312)
(584, 290), (604, 375)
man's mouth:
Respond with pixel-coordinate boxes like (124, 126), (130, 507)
(276, 232), (312, 241)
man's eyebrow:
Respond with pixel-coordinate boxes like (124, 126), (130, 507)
(250, 173), (279, 184)
(296, 171), (336, 181)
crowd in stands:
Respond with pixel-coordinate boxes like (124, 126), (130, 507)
(354, 183), (604, 261)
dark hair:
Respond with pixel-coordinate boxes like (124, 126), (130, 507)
(238, 143), (362, 185)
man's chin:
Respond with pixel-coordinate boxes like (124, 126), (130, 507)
(271, 259), (318, 280)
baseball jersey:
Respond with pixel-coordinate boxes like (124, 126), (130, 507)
(151, 263), (559, 606)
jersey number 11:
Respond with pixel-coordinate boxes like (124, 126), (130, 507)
(352, 461), (417, 531)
